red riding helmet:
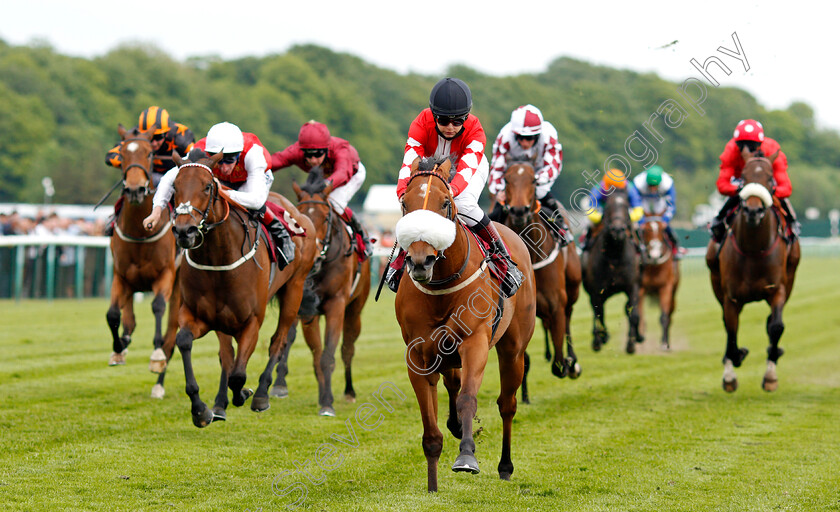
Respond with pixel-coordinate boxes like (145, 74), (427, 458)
(733, 119), (765, 143)
(510, 104), (543, 137)
(298, 121), (331, 149)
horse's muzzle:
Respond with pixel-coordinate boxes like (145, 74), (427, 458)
(744, 205), (766, 226)
(406, 254), (436, 283)
(172, 224), (200, 249)
(509, 206), (530, 230)
(125, 186), (147, 204)
(608, 224), (627, 242)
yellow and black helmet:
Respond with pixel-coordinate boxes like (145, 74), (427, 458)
(138, 106), (171, 135)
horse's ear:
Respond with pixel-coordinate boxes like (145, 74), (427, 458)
(118, 124), (127, 140)
(209, 151), (224, 167)
(173, 152), (185, 167)
(323, 181), (334, 197)
(292, 180), (303, 200)
(438, 158), (452, 180)
(409, 157), (421, 175)
(768, 149), (780, 163)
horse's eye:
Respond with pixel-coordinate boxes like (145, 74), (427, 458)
(204, 183), (212, 193)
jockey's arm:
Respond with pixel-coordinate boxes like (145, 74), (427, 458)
(225, 148), (272, 211)
(663, 185), (677, 223)
(144, 165), (179, 230)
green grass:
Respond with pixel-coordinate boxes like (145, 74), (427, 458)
(1, 255), (839, 511)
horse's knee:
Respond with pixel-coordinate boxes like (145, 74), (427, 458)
(151, 294), (166, 316)
(229, 371), (246, 391)
(455, 394), (477, 418)
(176, 329), (194, 351)
(767, 316), (784, 340)
(106, 307), (120, 328)
(422, 434), (443, 459)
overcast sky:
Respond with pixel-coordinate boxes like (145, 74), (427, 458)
(3, 0), (837, 131)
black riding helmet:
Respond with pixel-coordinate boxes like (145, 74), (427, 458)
(429, 78), (472, 117)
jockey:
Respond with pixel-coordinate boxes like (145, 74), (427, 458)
(143, 122), (297, 269)
(710, 119), (799, 243)
(271, 120), (372, 259)
(580, 169), (644, 251)
(633, 165), (681, 257)
(487, 104), (569, 235)
(104, 106), (196, 235)
(386, 77), (525, 298)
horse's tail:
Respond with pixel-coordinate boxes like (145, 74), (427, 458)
(298, 276), (321, 317)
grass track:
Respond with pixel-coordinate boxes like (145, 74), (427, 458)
(1, 255), (839, 511)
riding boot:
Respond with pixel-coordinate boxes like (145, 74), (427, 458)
(385, 250), (406, 292)
(266, 218), (296, 270)
(488, 201), (508, 223)
(580, 226), (594, 252)
(665, 224), (682, 259)
(472, 215), (524, 298)
(538, 192), (571, 246)
(341, 207), (373, 260)
(104, 197), (124, 236)
(779, 197), (801, 239)
(710, 194), (740, 243)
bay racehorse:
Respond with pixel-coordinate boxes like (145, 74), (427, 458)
(639, 217), (680, 350)
(271, 168), (371, 416)
(106, 124), (181, 398)
(168, 151), (317, 427)
(581, 187), (643, 354)
(706, 153), (800, 392)
(395, 157), (536, 492)
(500, 158), (582, 396)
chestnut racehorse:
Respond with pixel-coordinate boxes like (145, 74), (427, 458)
(169, 151), (317, 427)
(106, 124), (180, 398)
(271, 168), (371, 416)
(706, 154), (800, 392)
(501, 159), (582, 395)
(395, 157), (536, 492)
(581, 188), (643, 354)
(639, 217), (680, 350)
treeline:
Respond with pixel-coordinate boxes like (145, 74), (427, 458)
(1, 40), (839, 221)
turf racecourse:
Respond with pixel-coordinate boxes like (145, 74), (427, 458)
(1, 254), (838, 512)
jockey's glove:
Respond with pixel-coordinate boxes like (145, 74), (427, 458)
(587, 210), (603, 224)
(630, 207), (644, 223)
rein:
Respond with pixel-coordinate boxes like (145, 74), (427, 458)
(173, 163), (231, 247)
(120, 136), (155, 193)
(114, 220), (172, 243)
(298, 199), (348, 265)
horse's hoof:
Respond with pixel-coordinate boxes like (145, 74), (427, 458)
(499, 471), (512, 481)
(212, 407), (226, 422)
(232, 388), (253, 407)
(251, 395), (270, 412)
(625, 340), (636, 354)
(550, 360), (567, 378)
(452, 453), (480, 474)
(722, 378), (738, 393)
(522, 396), (530, 405)
(762, 377), (778, 392)
(344, 394), (356, 404)
(270, 385), (289, 398)
(108, 350), (127, 366)
(150, 384), (165, 399)
(660, 343), (671, 352)
(148, 348), (167, 374)
(568, 362), (582, 379)
(592, 340), (602, 352)
(120, 335), (132, 349)
(319, 406), (336, 417)
(192, 407), (214, 428)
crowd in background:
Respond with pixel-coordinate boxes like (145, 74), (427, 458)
(0, 211), (106, 237)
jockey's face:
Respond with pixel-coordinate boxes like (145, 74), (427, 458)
(436, 118), (463, 138)
(305, 153), (326, 167)
(515, 134), (538, 150)
(217, 161), (236, 175)
(150, 132), (165, 151)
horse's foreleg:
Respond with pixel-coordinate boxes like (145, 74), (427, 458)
(340, 309), (361, 403)
(318, 297), (347, 417)
(271, 321), (297, 398)
(255, 283), (304, 411)
(229, 319), (260, 408)
(545, 306), (568, 378)
(442, 368), (462, 438)
(212, 333), (235, 420)
(521, 352), (530, 404)
(107, 275), (130, 365)
(301, 316), (325, 411)
(591, 296), (608, 352)
(406, 350), (442, 493)
(150, 275), (181, 397)
(625, 284), (642, 354)
(763, 288), (787, 392)
(175, 313), (212, 427)
(722, 299), (746, 393)
(452, 341), (488, 476)
(659, 283), (675, 351)
(495, 342), (525, 481)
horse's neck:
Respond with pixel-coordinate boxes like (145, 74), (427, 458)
(734, 210), (777, 251)
(194, 205), (251, 262)
(118, 195), (154, 234)
(526, 215), (555, 259)
(432, 223), (476, 280)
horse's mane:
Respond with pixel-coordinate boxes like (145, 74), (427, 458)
(186, 148), (209, 163)
(417, 156), (454, 181)
(506, 154), (535, 164)
(300, 167), (328, 195)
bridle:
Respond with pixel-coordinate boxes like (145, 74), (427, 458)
(298, 198), (348, 268)
(120, 136), (155, 195)
(172, 163), (231, 248)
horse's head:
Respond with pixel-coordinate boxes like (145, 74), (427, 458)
(293, 167), (335, 270)
(503, 156), (538, 230)
(738, 154), (777, 227)
(641, 218), (667, 262)
(604, 188), (631, 244)
(118, 124), (154, 204)
(170, 149), (225, 249)
(396, 156), (457, 284)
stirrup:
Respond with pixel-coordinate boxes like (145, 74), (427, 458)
(500, 263), (524, 298)
(385, 266), (402, 292)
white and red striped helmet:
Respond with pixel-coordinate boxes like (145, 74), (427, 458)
(733, 119), (765, 143)
(510, 104), (544, 137)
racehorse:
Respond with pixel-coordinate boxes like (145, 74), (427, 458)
(639, 217), (680, 350)
(581, 187), (643, 354)
(395, 156), (536, 492)
(271, 168), (371, 416)
(168, 151), (317, 427)
(706, 153), (800, 392)
(500, 158), (582, 393)
(105, 124), (180, 397)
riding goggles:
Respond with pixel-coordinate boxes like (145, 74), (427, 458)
(435, 114), (468, 127)
(736, 140), (761, 153)
(515, 134), (539, 142)
(302, 148), (327, 158)
(219, 152), (240, 165)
